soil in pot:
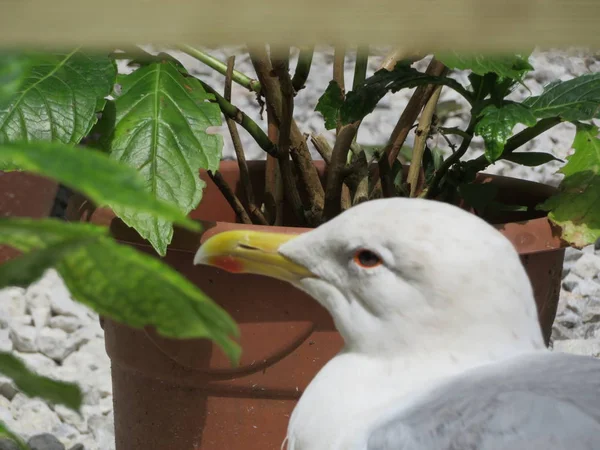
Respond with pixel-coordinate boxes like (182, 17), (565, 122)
(67, 160), (565, 450)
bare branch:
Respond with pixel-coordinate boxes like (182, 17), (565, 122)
(369, 58), (447, 198)
(271, 50), (306, 224)
(208, 171), (252, 224)
(249, 46), (324, 223)
(178, 44), (261, 93)
(224, 56), (268, 225)
(407, 85), (443, 197)
(310, 133), (333, 164)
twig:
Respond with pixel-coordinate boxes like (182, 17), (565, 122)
(199, 80), (277, 157)
(224, 56), (268, 225)
(323, 123), (360, 219)
(352, 46), (369, 89)
(310, 133), (332, 164)
(407, 85), (443, 197)
(378, 153), (395, 198)
(424, 120), (476, 199)
(291, 46), (314, 93)
(333, 46), (346, 135)
(178, 44), (261, 93)
(208, 171), (252, 224)
(369, 58), (447, 198)
(264, 122), (283, 225)
(271, 50), (306, 224)
(379, 48), (424, 71)
(249, 46), (324, 223)
(438, 126), (472, 141)
(353, 175), (369, 205)
(386, 59), (447, 167)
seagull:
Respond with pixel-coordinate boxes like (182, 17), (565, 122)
(194, 197), (600, 450)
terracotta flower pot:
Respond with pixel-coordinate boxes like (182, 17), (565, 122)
(66, 160), (566, 450)
(0, 171), (58, 264)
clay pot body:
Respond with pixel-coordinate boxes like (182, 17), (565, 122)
(0, 172), (58, 263)
(67, 161), (565, 450)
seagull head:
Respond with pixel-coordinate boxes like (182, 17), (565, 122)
(195, 198), (545, 359)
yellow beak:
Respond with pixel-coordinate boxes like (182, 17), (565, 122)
(193, 229), (315, 283)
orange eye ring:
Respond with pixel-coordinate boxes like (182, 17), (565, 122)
(353, 249), (383, 268)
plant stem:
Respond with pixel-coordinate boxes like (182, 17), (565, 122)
(323, 122), (360, 219)
(271, 51), (307, 224)
(369, 58), (447, 198)
(310, 133), (332, 164)
(378, 153), (395, 198)
(467, 117), (563, 173)
(438, 126), (472, 141)
(379, 48), (424, 71)
(425, 120), (476, 199)
(208, 171), (252, 224)
(250, 46), (325, 223)
(224, 56), (268, 226)
(178, 44), (261, 93)
(352, 46), (369, 89)
(333, 46), (346, 136)
(199, 80), (277, 157)
(407, 85), (443, 197)
(291, 46), (314, 93)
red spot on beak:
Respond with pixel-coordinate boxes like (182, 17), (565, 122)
(210, 255), (245, 273)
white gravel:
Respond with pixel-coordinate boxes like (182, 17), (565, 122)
(1, 47), (600, 449)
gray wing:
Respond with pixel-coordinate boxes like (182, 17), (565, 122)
(367, 352), (600, 450)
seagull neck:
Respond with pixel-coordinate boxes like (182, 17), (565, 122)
(341, 320), (546, 371)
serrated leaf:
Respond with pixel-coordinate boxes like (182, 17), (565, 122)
(315, 80), (344, 130)
(0, 352), (82, 411)
(437, 52), (533, 81)
(101, 61), (223, 255)
(0, 141), (199, 233)
(523, 73), (600, 121)
(0, 50), (116, 144)
(0, 421), (28, 450)
(340, 62), (471, 124)
(503, 151), (562, 166)
(474, 104), (537, 162)
(538, 124), (600, 248)
(0, 218), (241, 364)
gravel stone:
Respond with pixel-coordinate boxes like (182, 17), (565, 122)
(27, 434), (65, 450)
(9, 325), (37, 353)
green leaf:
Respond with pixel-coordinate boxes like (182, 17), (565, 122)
(0, 352), (82, 411)
(0, 53), (32, 108)
(539, 124), (600, 248)
(0, 141), (200, 234)
(340, 62), (472, 124)
(315, 81), (344, 130)
(503, 151), (562, 166)
(0, 50), (116, 144)
(523, 73), (600, 121)
(0, 238), (99, 288)
(0, 218), (241, 363)
(0, 421), (28, 450)
(101, 61), (223, 255)
(474, 104), (537, 162)
(437, 52), (533, 81)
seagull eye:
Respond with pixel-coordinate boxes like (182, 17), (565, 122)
(353, 249), (383, 268)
